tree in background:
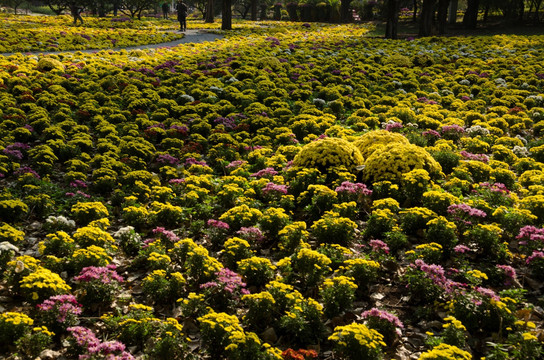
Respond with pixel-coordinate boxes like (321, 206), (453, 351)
(119, 0), (159, 19)
(1, 0), (27, 14)
(437, 0), (449, 34)
(205, 0), (213, 22)
(341, 0), (352, 22)
(462, 0), (478, 28)
(45, 0), (68, 15)
(384, 0), (400, 38)
(187, 0), (207, 19)
(43, 0), (90, 23)
(235, 0), (252, 19)
(90, 0), (110, 17)
(418, 0), (435, 36)
(234, 0), (259, 20)
(222, 0), (231, 29)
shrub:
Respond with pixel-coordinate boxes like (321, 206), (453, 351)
(280, 297), (325, 346)
(418, 343), (472, 360)
(71, 245), (112, 270)
(237, 256), (276, 288)
(319, 275), (357, 318)
(36, 295), (82, 332)
(73, 265), (123, 308)
(401, 169), (432, 202)
(422, 190), (460, 215)
(425, 216), (458, 253)
(73, 225), (115, 248)
(71, 201), (109, 224)
(353, 130), (409, 159)
(293, 137), (364, 173)
(122, 205), (150, 229)
(363, 143), (443, 184)
(403, 259), (449, 303)
(0, 312), (34, 350)
(219, 205), (263, 230)
(150, 201), (184, 228)
(289, 248), (332, 290)
(520, 195), (544, 223)
(242, 291), (276, 331)
(299, 184), (338, 218)
(311, 211), (358, 246)
(361, 308), (403, 346)
(222, 237), (254, 270)
(0, 199), (29, 222)
(464, 223), (504, 257)
(142, 270), (185, 304)
(37, 58), (64, 72)
(0, 223), (24, 244)
(15, 326), (55, 359)
(365, 208), (397, 239)
(400, 207), (437, 235)
(278, 221), (310, 254)
(337, 258), (380, 289)
(20, 266), (71, 303)
(197, 310), (244, 359)
(260, 207), (290, 237)
(328, 322), (385, 360)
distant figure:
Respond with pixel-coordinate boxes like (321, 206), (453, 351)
(70, 4), (84, 25)
(176, 1), (188, 32)
(161, 2), (170, 19)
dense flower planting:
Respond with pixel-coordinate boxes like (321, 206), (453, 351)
(0, 17), (544, 359)
(0, 13), (183, 52)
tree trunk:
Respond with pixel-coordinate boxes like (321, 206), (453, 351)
(483, 3), (489, 22)
(98, 2), (106, 17)
(205, 0), (214, 23)
(533, 0), (543, 21)
(518, 0), (525, 21)
(385, 0), (400, 39)
(341, 0), (352, 23)
(251, 0), (257, 20)
(419, 0), (436, 37)
(437, 0), (449, 34)
(462, 0), (479, 29)
(222, 0), (232, 30)
(448, 0), (457, 23)
(413, 0), (418, 22)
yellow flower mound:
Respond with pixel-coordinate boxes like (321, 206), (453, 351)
(363, 142), (443, 183)
(37, 58), (65, 72)
(20, 267), (71, 298)
(353, 130), (410, 159)
(418, 343), (472, 360)
(329, 322), (385, 358)
(293, 137), (364, 173)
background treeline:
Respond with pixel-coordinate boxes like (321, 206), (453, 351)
(1, 1), (543, 37)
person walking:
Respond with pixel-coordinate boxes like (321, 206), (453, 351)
(70, 3), (84, 25)
(176, 1), (188, 32)
(161, 2), (170, 19)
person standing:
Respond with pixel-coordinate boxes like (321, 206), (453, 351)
(161, 2), (170, 19)
(176, 1), (188, 32)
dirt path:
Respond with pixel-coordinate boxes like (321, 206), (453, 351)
(1, 29), (224, 56)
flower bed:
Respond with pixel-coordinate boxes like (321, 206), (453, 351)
(0, 20), (544, 359)
(0, 13), (183, 52)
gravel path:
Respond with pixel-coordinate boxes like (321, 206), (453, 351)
(1, 29), (224, 56)
(122, 29), (224, 50)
